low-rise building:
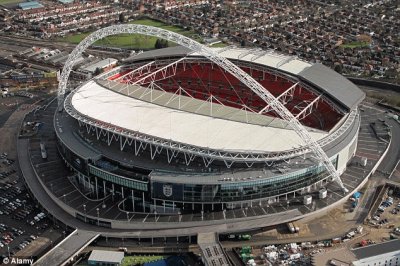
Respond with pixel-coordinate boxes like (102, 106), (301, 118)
(88, 250), (124, 266)
(352, 239), (400, 266)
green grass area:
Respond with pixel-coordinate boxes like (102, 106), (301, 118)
(0, 0), (24, 5)
(121, 255), (164, 266)
(59, 18), (200, 49)
(366, 91), (400, 107)
(340, 41), (370, 49)
(209, 42), (228, 48)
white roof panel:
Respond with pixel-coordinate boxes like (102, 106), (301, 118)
(213, 47), (311, 75)
(88, 250), (124, 263)
(71, 81), (326, 152)
(82, 58), (118, 73)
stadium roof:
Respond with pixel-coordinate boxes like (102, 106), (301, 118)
(126, 46), (311, 75)
(298, 64), (365, 110)
(71, 80), (327, 153)
(95, 79), (307, 130)
(126, 46), (365, 110)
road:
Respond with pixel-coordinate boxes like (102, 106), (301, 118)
(378, 117), (400, 174)
(33, 230), (99, 266)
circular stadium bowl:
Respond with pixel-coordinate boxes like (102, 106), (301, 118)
(55, 46), (365, 230)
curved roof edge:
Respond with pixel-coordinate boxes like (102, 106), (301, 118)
(125, 47), (365, 110)
(298, 64), (365, 110)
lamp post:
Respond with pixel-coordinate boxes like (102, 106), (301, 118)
(96, 208), (99, 226)
(83, 204), (86, 223)
(6, 243), (10, 258)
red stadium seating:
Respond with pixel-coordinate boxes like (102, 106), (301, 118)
(111, 62), (342, 131)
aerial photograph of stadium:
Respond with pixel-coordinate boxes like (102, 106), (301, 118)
(0, 0), (399, 265)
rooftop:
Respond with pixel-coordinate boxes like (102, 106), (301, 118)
(126, 46), (365, 110)
(298, 64), (365, 110)
(70, 80), (326, 153)
(88, 250), (124, 264)
(352, 239), (400, 260)
(58, 0), (74, 4)
(81, 58), (118, 74)
(18, 1), (44, 10)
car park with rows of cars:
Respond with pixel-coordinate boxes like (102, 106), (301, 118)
(0, 151), (55, 257)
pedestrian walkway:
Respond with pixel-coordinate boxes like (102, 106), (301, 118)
(33, 229), (99, 266)
(198, 232), (231, 266)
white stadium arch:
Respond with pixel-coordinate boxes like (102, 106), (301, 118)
(57, 24), (347, 192)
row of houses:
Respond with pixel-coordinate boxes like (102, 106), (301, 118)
(140, 0), (399, 79)
(1, 0), (130, 37)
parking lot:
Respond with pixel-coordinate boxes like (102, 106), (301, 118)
(0, 90), (47, 127)
(0, 151), (63, 258)
(369, 193), (400, 230)
(0, 93), (64, 260)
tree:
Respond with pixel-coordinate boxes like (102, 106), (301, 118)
(155, 39), (161, 49)
(334, 64), (343, 74)
(94, 67), (102, 76)
(154, 39), (169, 49)
(119, 13), (125, 23)
(161, 39), (168, 48)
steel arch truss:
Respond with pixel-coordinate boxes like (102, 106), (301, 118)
(57, 24), (348, 191)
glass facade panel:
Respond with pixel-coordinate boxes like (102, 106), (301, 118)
(152, 158), (337, 203)
(89, 165), (148, 191)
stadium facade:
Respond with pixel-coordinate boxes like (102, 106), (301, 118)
(54, 26), (365, 230)
(56, 46), (364, 217)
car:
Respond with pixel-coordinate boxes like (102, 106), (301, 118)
(373, 215), (380, 221)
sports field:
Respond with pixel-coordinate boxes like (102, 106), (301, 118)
(60, 19), (201, 49)
(210, 42), (228, 47)
(0, 0), (24, 5)
(340, 41), (370, 49)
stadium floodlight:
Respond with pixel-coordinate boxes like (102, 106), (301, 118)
(57, 24), (348, 193)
